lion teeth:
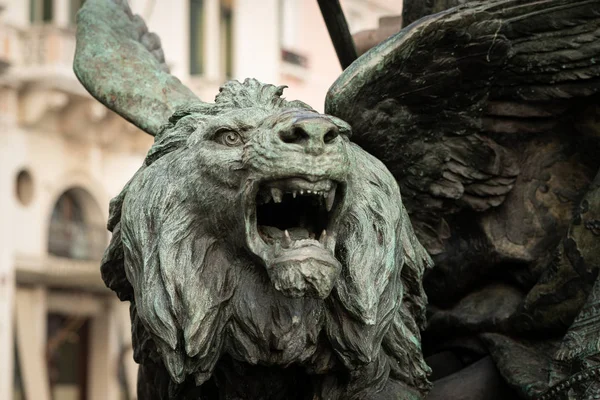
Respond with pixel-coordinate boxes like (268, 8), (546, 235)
(292, 191), (297, 198)
(319, 229), (327, 244)
(326, 186), (336, 212)
(259, 191), (272, 204)
(271, 188), (283, 203)
(284, 230), (292, 247)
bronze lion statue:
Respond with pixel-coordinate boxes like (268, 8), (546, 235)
(75, 0), (600, 399)
(99, 79), (431, 399)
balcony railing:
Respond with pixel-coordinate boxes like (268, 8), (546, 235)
(20, 25), (75, 69)
(281, 48), (308, 68)
(48, 220), (107, 261)
(0, 23), (76, 72)
(0, 23), (19, 68)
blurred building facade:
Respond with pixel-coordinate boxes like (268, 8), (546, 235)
(0, 0), (402, 399)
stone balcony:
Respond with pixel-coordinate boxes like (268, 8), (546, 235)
(15, 253), (109, 293)
(0, 22), (18, 72)
(14, 218), (109, 292)
(20, 25), (76, 72)
(0, 23), (82, 90)
(0, 21), (153, 150)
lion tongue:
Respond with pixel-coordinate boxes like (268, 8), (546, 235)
(287, 227), (311, 240)
(259, 226), (311, 241)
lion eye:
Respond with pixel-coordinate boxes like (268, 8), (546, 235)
(216, 130), (243, 147)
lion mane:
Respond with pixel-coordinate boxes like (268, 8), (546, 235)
(101, 79), (432, 398)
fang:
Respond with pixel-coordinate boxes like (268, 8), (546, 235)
(326, 186), (336, 212)
(271, 188), (283, 203)
(319, 229), (327, 244)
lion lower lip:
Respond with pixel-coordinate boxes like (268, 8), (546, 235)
(258, 226), (328, 248)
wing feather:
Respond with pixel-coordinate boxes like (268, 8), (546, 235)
(326, 0), (600, 253)
(73, 0), (201, 136)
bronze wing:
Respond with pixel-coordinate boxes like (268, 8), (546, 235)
(325, 0), (600, 255)
(326, 1), (600, 397)
(74, 0), (201, 136)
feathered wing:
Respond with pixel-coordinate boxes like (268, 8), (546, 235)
(73, 0), (201, 136)
(326, 0), (600, 255)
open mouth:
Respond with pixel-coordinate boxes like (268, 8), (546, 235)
(244, 177), (345, 298)
(245, 177), (344, 257)
(256, 178), (341, 249)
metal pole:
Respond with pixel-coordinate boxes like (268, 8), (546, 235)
(317, 0), (358, 70)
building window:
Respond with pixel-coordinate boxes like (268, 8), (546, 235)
(70, 0), (86, 26)
(279, 0), (307, 68)
(47, 314), (90, 400)
(221, 0), (233, 78)
(15, 169), (34, 206)
(190, 0), (205, 75)
(30, 0), (54, 24)
(47, 189), (106, 261)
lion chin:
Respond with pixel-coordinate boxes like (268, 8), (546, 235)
(244, 177), (346, 299)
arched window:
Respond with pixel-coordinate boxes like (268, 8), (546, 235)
(47, 188), (106, 260)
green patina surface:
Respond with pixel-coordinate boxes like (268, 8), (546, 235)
(74, 0), (600, 399)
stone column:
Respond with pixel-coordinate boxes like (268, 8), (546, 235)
(53, 0), (70, 28)
(204, 0), (221, 81)
(88, 299), (121, 400)
(233, 0), (280, 82)
(15, 287), (51, 400)
(0, 131), (15, 400)
(117, 301), (139, 400)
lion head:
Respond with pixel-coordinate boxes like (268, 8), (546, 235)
(101, 79), (432, 397)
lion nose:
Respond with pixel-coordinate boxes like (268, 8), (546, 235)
(278, 119), (339, 155)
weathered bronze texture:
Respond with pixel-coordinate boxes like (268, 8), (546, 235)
(330, 1), (600, 399)
(74, 0), (600, 399)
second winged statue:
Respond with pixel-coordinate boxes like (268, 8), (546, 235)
(74, 0), (600, 399)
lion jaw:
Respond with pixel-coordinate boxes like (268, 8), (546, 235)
(243, 176), (346, 299)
